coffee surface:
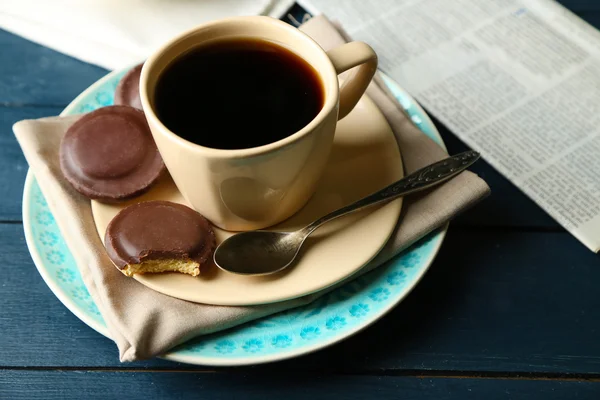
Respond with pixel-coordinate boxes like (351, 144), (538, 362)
(154, 38), (324, 150)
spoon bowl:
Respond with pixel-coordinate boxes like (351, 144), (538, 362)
(213, 230), (306, 275)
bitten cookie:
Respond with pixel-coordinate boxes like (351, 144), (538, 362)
(104, 201), (216, 277)
(114, 63), (143, 110)
(59, 105), (165, 202)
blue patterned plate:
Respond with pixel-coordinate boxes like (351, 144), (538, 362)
(22, 69), (447, 366)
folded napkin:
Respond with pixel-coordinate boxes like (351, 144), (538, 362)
(14, 15), (490, 362)
(0, 0), (295, 70)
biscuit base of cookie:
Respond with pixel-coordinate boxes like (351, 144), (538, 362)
(120, 259), (200, 277)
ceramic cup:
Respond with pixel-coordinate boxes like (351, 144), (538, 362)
(140, 16), (377, 231)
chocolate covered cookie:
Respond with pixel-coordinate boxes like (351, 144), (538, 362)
(114, 63), (143, 109)
(60, 105), (165, 202)
(104, 201), (216, 277)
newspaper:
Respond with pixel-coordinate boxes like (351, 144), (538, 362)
(291, 0), (600, 252)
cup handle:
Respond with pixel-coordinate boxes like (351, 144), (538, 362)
(326, 42), (378, 120)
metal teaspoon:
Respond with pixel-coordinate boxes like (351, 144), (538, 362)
(214, 150), (480, 275)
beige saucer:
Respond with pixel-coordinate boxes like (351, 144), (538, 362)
(92, 93), (403, 306)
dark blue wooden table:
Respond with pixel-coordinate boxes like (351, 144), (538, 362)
(2, 1), (600, 398)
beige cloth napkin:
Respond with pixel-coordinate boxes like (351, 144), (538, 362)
(14, 15), (490, 362)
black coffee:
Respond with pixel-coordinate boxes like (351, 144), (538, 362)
(154, 38), (324, 149)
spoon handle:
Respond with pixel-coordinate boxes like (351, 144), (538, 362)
(300, 150), (480, 236)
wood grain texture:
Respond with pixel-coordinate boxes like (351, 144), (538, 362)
(1, 371), (600, 400)
(557, 0), (600, 13)
(0, 29), (107, 106)
(2, 223), (599, 374)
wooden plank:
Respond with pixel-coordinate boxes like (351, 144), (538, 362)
(2, 223), (600, 373)
(0, 106), (62, 221)
(0, 29), (107, 106)
(1, 371), (599, 400)
(557, 0), (600, 13)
